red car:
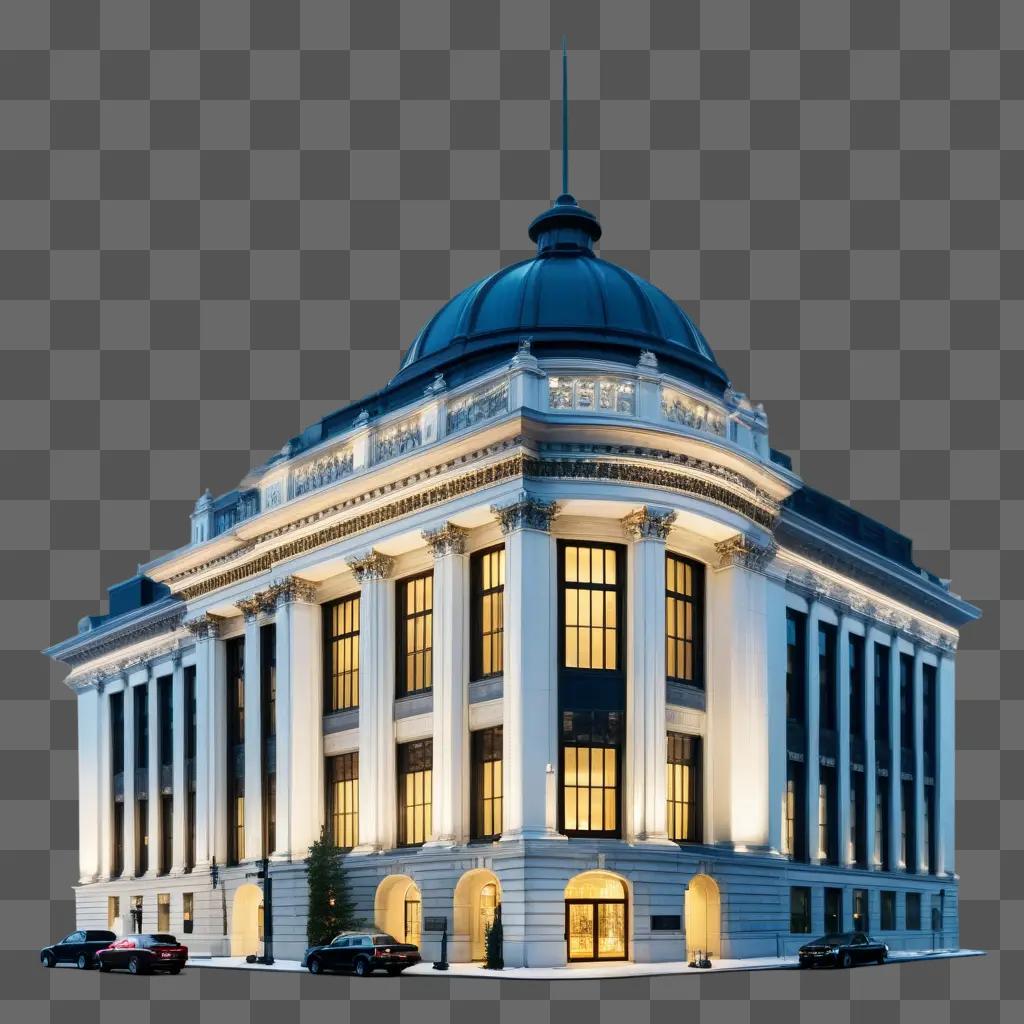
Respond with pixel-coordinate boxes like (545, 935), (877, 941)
(97, 934), (188, 975)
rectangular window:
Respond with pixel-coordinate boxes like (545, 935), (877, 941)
(874, 644), (890, 751)
(562, 543), (621, 672)
(666, 733), (702, 842)
(471, 547), (505, 680)
(825, 888), (842, 936)
(851, 771), (868, 868)
(397, 739), (432, 847)
(849, 634), (865, 738)
(185, 665), (196, 872)
(665, 554), (704, 686)
(111, 691), (125, 773)
(785, 759), (807, 862)
(261, 623), (276, 858)
(790, 886), (811, 933)
(183, 893), (194, 934)
(228, 636), (245, 747)
(158, 675), (173, 767)
(226, 636), (245, 865)
(160, 794), (173, 875)
(471, 727), (503, 841)
(818, 768), (837, 865)
(818, 623), (837, 732)
(786, 610), (807, 723)
(397, 572), (433, 696)
(134, 684), (148, 771)
(922, 663), (937, 759)
(880, 890), (895, 931)
(924, 784), (936, 875)
(906, 892), (921, 931)
(902, 778), (916, 873)
(157, 893), (170, 933)
(112, 801), (124, 878)
(328, 752), (359, 850)
(136, 799), (149, 876)
(561, 709), (622, 837)
(876, 778), (890, 871)
(108, 896), (120, 930)
(900, 654), (914, 752)
(853, 889), (869, 933)
(324, 593), (360, 711)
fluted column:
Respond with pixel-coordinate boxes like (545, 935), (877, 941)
(186, 614), (224, 868)
(804, 599), (822, 863)
(707, 533), (776, 849)
(837, 616), (853, 867)
(936, 653), (955, 876)
(146, 668), (161, 876)
(888, 639), (902, 872)
(494, 493), (562, 841)
(76, 682), (102, 883)
(423, 524), (469, 847)
(622, 506), (676, 844)
(239, 596), (264, 861)
(170, 654), (187, 873)
(913, 648), (926, 874)
(98, 684), (113, 880)
(121, 675), (137, 878)
(347, 551), (396, 854)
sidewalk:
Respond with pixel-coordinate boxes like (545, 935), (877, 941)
(186, 947), (983, 980)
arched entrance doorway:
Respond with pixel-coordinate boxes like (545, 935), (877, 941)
(375, 875), (422, 946)
(230, 883), (263, 957)
(453, 869), (502, 961)
(564, 871), (628, 962)
(684, 874), (721, 962)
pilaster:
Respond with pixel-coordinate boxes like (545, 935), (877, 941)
(239, 596), (264, 861)
(76, 683), (101, 883)
(98, 683), (113, 880)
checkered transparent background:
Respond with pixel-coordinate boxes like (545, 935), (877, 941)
(0, 1), (1020, 1019)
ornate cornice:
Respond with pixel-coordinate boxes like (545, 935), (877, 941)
(346, 549), (395, 583)
(422, 523), (469, 557)
(622, 505), (677, 541)
(715, 534), (779, 572)
(184, 613), (224, 640)
(59, 603), (186, 669)
(491, 493), (558, 534)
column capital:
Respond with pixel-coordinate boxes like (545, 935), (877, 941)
(237, 594), (265, 622)
(621, 505), (676, 541)
(422, 522), (469, 558)
(715, 533), (778, 572)
(184, 613), (224, 640)
(490, 491), (558, 535)
(269, 575), (319, 607)
(346, 548), (395, 583)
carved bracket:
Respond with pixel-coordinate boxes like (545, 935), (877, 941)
(715, 534), (778, 572)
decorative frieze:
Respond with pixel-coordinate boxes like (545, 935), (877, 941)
(715, 534), (779, 572)
(59, 604), (187, 669)
(445, 379), (510, 434)
(422, 523), (469, 557)
(622, 505), (677, 541)
(661, 386), (726, 437)
(346, 549), (395, 583)
(491, 493), (558, 534)
(375, 416), (422, 462)
(549, 374), (637, 415)
(293, 448), (354, 498)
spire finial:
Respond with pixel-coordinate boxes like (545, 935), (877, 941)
(561, 36), (569, 196)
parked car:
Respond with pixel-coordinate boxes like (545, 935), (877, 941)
(302, 932), (422, 976)
(96, 934), (189, 975)
(798, 932), (888, 968)
(40, 930), (117, 970)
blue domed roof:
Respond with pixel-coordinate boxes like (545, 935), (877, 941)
(389, 194), (729, 395)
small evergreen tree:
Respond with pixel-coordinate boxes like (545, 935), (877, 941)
(306, 825), (360, 946)
(484, 903), (504, 970)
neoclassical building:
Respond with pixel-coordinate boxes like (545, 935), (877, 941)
(49, 191), (977, 967)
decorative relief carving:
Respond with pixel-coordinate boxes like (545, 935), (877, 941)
(236, 594), (265, 622)
(184, 613), (224, 639)
(346, 549), (395, 583)
(445, 379), (510, 434)
(549, 374), (636, 415)
(661, 386), (726, 437)
(293, 448), (354, 498)
(269, 576), (319, 606)
(715, 534), (779, 572)
(622, 506), (677, 541)
(422, 523), (469, 557)
(491, 492), (558, 534)
(375, 417), (422, 462)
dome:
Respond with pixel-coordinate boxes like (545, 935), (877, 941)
(389, 194), (729, 395)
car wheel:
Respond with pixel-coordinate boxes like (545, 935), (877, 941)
(354, 957), (371, 977)
(42, 953), (55, 969)
(128, 956), (144, 976)
(99, 961), (112, 973)
(877, 952), (886, 965)
(307, 956), (322, 975)
(840, 952), (853, 969)
(77, 954), (90, 970)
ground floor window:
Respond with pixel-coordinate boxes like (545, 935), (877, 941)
(881, 890), (895, 931)
(327, 752), (359, 850)
(404, 885), (422, 946)
(667, 732), (701, 842)
(565, 872), (628, 962)
(906, 892), (921, 930)
(853, 888), (869, 933)
(131, 895), (143, 933)
(790, 886), (811, 933)
(824, 887), (842, 935)
(157, 893), (170, 932)
(183, 892), (194, 934)
(561, 709), (622, 837)
(107, 895), (120, 930)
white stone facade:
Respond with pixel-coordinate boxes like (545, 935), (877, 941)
(50, 344), (975, 967)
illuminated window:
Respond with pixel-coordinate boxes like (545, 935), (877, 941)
(471, 547), (505, 680)
(157, 893), (170, 932)
(233, 795), (245, 865)
(108, 896), (120, 930)
(666, 554), (704, 685)
(471, 727), (502, 841)
(183, 892), (193, 934)
(226, 636), (245, 865)
(324, 594), (360, 711)
(666, 733), (701, 842)
(397, 573), (433, 696)
(397, 739), (432, 846)
(561, 543), (620, 671)
(561, 710), (621, 837)
(328, 752), (359, 850)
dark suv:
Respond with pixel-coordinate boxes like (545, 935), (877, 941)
(302, 932), (421, 976)
(40, 930), (117, 970)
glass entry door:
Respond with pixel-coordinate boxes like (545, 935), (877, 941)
(565, 899), (627, 961)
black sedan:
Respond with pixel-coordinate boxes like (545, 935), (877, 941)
(41, 930), (116, 970)
(798, 932), (888, 968)
(303, 932), (421, 976)
(96, 934), (189, 975)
